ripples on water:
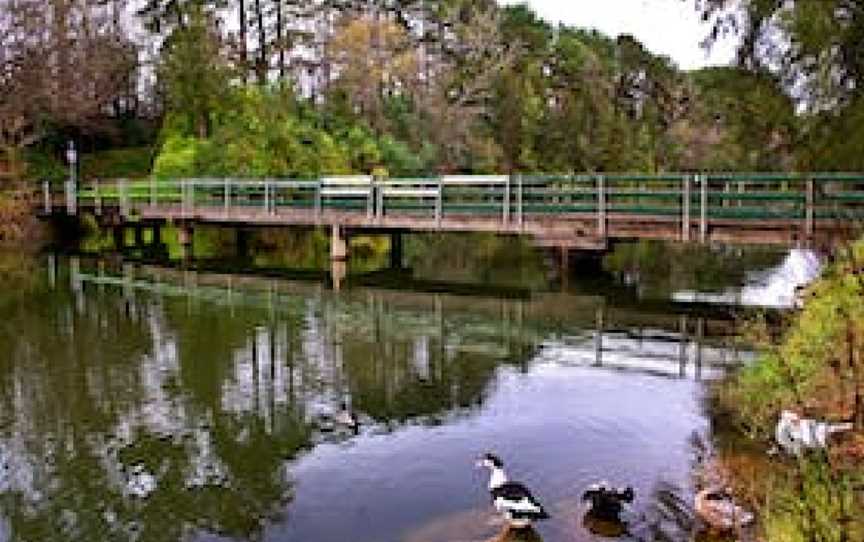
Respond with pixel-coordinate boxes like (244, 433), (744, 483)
(0, 246), (807, 542)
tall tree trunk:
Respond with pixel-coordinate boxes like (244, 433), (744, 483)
(254, 0), (267, 85)
(276, 0), (285, 82)
(239, 0), (248, 83)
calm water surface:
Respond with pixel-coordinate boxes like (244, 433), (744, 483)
(0, 242), (815, 542)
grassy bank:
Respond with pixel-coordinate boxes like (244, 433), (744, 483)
(712, 239), (864, 541)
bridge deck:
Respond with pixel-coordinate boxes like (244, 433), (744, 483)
(44, 173), (864, 247)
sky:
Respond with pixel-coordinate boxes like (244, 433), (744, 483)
(499, 0), (739, 70)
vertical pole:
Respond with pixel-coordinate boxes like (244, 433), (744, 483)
(678, 315), (688, 378)
(517, 173), (523, 228)
(224, 178), (231, 216)
(315, 179), (322, 222)
(682, 175), (691, 242)
(594, 305), (604, 366)
(95, 179), (102, 216)
(699, 174), (708, 243)
(264, 180), (270, 215)
(436, 176), (443, 228)
(42, 180), (50, 215)
(189, 181), (195, 214)
(367, 178), (374, 220)
(150, 176), (156, 207)
(695, 317), (704, 380)
(597, 174), (607, 238)
(503, 174), (511, 225)
(806, 178), (815, 240)
(119, 179), (128, 218)
(47, 253), (56, 289)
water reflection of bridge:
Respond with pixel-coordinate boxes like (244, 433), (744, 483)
(58, 256), (754, 383)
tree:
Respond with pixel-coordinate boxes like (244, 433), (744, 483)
(0, 0), (137, 179)
(159, 6), (233, 138)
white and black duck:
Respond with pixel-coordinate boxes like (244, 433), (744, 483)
(477, 453), (549, 528)
(775, 410), (852, 456)
(582, 481), (634, 522)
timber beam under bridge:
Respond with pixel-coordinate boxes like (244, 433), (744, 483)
(43, 173), (864, 257)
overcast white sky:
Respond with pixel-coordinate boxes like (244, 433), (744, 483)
(499, 0), (738, 70)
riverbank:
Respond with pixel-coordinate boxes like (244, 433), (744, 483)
(710, 239), (864, 541)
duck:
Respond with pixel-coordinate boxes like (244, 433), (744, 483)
(581, 481), (634, 523)
(694, 487), (753, 532)
(476, 453), (549, 528)
(774, 410), (853, 456)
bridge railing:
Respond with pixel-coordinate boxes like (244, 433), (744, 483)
(49, 173), (864, 240)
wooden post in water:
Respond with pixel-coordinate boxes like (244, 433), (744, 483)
(594, 305), (604, 366)
(805, 178), (815, 240)
(678, 315), (688, 378)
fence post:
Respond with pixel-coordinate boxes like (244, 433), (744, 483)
(42, 180), (50, 215)
(314, 179), (322, 222)
(805, 177), (815, 239)
(503, 174), (511, 225)
(682, 175), (691, 242)
(597, 174), (607, 238)
(118, 179), (128, 218)
(150, 176), (156, 208)
(699, 174), (708, 243)
(367, 176), (375, 220)
(517, 174), (523, 228)
(264, 179), (270, 215)
(95, 179), (102, 216)
(436, 176), (443, 228)
(222, 177), (231, 216)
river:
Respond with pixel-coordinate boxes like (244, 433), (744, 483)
(0, 238), (818, 542)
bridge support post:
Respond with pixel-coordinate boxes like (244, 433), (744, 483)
(113, 226), (125, 250)
(133, 225), (145, 247)
(389, 232), (403, 269)
(331, 260), (347, 292)
(331, 224), (348, 261)
(178, 224), (194, 260)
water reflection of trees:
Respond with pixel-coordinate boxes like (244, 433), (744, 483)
(603, 241), (784, 298)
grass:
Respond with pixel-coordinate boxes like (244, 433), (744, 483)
(712, 238), (864, 540)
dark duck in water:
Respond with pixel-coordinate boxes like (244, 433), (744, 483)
(581, 481), (634, 522)
(477, 453), (549, 528)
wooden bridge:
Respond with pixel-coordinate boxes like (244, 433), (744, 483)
(43, 173), (864, 259)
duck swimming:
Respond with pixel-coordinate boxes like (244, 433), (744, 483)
(477, 453), (549, 528)
(582, 481), (634, 522)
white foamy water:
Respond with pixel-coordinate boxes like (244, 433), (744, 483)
(674, 249), (822, 308)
